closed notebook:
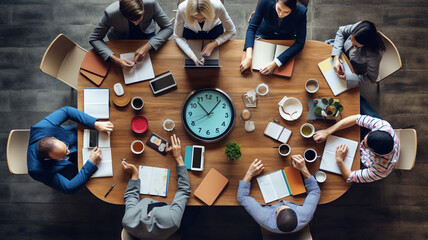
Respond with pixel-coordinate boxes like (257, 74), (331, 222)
(80, 51), (109, 77)
(283, 166), (306, 196)
(194, 168), (228, 206)
(80, 69), (104, 86)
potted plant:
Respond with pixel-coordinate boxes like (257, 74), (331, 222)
(225, 141), (241, 161)
(313, 98), (344, 118)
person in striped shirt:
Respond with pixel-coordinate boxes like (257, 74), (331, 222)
(313, 114), (400, 183)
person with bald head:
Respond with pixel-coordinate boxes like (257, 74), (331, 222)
(27, 107), (114, 194)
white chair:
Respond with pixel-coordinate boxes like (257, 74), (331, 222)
(394, 129), (417, 170)
(6, 129), (31, 174)
(40, 34), (88, 90)
(376, 31), (402, 83)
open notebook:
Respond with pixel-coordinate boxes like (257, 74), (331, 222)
(120, 52), (155, 84)
(250, 40), (295, 77)
(318, 54), (353, 96)
(139, 166), (170, 197)
(257, 166), (306, 204)
(319, 135), (359, 174)
(82, 130), (112, 178)
(264, 122), (292, 143)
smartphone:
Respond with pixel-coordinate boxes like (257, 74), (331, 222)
(89, 129), (98, 148)
(149, 72), (177, 95)
(191, 145), (205, 171)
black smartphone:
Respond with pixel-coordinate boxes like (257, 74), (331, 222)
(89, 129), (98, 148)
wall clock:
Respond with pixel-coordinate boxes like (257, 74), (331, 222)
(182, 88), (236, 143)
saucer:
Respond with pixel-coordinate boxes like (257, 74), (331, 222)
(278, 97), (303, 121)
(131, 115), (148, 133)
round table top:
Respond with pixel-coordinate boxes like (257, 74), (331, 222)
(78, 39), (360, 205)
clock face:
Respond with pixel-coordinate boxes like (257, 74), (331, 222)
(182, 88), (236, 142)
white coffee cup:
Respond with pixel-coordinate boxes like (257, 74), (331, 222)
(300, 123), (315, 138)
(163, 119), (175, 132)
(304, 148), (318, 162)
(315, 170), (327, 183)
(256, 83), (269, 96)
(131, 97), (144, 111)
(131, 140), (145, 154)
(305, 79), (319, 94)
(278, 144), (291, 157)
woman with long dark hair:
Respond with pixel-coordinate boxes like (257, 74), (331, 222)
(332, 21), (385, 87)
(240, 0), (307, 75)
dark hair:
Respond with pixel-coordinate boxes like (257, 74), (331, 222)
(37, 137), (56, 159)
(276, 208), (298, 232)
(120, 0), (144, 21)
(277, 0), (297, 10)
(352, 21), (385, 53)
(367, 130), (394, 155)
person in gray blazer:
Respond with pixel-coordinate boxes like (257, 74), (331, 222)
(331, 21), (385, 88)
(90, 0), (173, 68)
(121, 134), (191, 240)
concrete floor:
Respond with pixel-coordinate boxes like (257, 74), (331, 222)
(0, 0), (427, 239)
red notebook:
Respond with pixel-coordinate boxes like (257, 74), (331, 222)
(80, 51), (109, 77)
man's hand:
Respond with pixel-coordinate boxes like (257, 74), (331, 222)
(336, 144), (349, 163)
(243, 159), (264, 182)
(291, 155), (311, 179)
(110, 55), (135, 69)
(89, 146), (102, 165)
(200, 41), (218, 57)
(166, 134), (184, 165)
(134, 43), (152, 63)
(260, 61), (277, 75)
(94, 121), (114, 134)
(333, 56), (346, 80)
(121, 160), (139, 180)
(313, 129), (331, 143)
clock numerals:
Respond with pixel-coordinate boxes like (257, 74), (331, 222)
(222, 121), (225, 126)
(216, 128), (219, 133)
(188, 111), (192, 117)
(190, 103), (197, 108)
(191, 121), (195, 126)
(225, 113), (229, 118)
(216, 96), (221, 102)
(198, 128), (202, 133)
(222, 103), (226, 109)
(206, 130), (210, 135)
(197, 97), (203, 102)
(205, 94), (212, 100)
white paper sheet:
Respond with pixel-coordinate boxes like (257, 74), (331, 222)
(120, 52), (155, 85)
(83, 88), (109, 119)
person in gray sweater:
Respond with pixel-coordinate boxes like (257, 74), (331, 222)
(237, 156), (320, 235)
(121, 134), (191, 240)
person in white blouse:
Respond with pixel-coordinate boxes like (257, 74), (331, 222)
(173, 0), (236, 66)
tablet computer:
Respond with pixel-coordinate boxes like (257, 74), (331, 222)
(149, 72), (177, 95)
(191, 145), (205, 171)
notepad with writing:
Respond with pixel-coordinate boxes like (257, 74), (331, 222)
(318, 54), (352, 96)
(319, 135), (359, 174)
(84, 88), (109, 119)
(120, 52), (155, 85)
(257, 167), (306, 204)
(139, 165), (170, 197)
(194, 168), (228, 206)
(264, 122), (292, 143)
(249, 40), (295, 77)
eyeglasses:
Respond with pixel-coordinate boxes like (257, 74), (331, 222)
(51, 137), (70, 161)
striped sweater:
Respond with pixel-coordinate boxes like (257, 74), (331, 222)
(347, 115), (400, 183)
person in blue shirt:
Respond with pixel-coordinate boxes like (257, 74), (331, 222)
(27, 107), (114, 194)
(240, 0), (307, 75)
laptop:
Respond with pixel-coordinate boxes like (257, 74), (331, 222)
(185, 40), (220, 68)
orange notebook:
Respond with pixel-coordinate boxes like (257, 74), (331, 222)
(241, 50), (295, 77)
(80, 69), (105, 86)
(283, 166), (306, 196)
(80, 51), (109, 77)
(194, 168), (229, 206)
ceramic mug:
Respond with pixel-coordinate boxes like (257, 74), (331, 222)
(131, 140), (145, 154)
(315, 170), (327, 183)
(278, 144), (291, 157)
(304, 148), (319, 162)
(131, 97), (144, 111)
(300, 123), (315, 138)
(163, 119), (175, 132)
(305, 79), (319, 94)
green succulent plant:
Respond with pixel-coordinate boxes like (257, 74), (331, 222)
(225, 141), (241, 161)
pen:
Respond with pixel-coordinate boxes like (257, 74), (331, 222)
(104, 184), (114, 198)
(154, 71), (170, 78)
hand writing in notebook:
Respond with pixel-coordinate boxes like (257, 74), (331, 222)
(333, 56), (346, 80)
(243, 159), (265, 182)
(290, 155), (311, 179)
(110, 55), (135, 69)
(259, 61), (278, 75)
(134, 43), (152, 63)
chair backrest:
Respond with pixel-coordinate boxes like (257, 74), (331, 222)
(394, 129), (417, 170)
(121, 229), (139, 240)
(376, 31), (402, 83)
(40, 34), (87, 90)
(7, 129), (31, 174)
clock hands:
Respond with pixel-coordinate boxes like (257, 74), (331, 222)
(197, 102), (210, 115)
(208, 100), (221, 115)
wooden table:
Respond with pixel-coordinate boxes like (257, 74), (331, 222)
(78, 40), (360, 205)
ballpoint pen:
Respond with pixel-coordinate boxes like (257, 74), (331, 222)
(104, 184), (115, 198)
